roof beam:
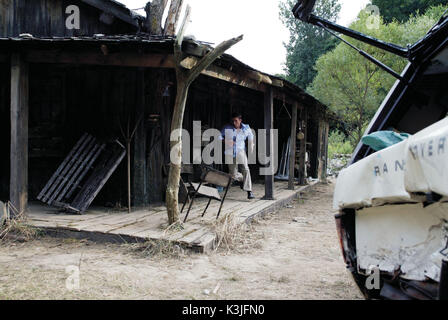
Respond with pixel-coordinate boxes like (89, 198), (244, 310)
(181, 55), (272, 86)
(25, 49), (268, 92)
(201, 65), (267, 92)
(26, 50), (176, 68)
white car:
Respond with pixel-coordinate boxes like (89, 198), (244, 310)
(293, 0), (448, 299)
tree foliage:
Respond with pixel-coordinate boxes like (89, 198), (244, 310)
(308, 6), (448, 146)
(372, 0), (448, 23)
(279, 0), (341, 89)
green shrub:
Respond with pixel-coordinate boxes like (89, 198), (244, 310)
(328, 130), (353, 159)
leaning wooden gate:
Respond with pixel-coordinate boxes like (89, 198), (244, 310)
(37, 133), (126, 214)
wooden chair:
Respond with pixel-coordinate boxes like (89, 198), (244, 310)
(163, 163), (194, 205)
(182, 166), (233, 223)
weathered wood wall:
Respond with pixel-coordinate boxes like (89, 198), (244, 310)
(145, 68), (174, 204)
(1, 58), (328, 206)
(26, 64), (144, 206)
(0, 0), (136, 37)
(0, 62), (10, 201)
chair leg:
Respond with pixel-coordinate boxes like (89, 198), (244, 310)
(183, 182), (202, 223)
(216, 181), (231, 220)
(202, 198), (212, 217)
(180, 195), (189, 213)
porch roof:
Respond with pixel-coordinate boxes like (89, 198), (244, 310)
(0, 33), (331, 117)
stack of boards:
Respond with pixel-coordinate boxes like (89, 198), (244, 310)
(37, 133), (126, 214)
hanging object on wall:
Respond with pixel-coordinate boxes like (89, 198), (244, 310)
(37, 133), (126, 214)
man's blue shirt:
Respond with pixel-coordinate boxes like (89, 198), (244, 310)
(220, 123), (254, 158)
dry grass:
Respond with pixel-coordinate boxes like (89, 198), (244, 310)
(0, 202), (42, 242)
(210, 212), (266, 253)
(124, 238), (187, 260)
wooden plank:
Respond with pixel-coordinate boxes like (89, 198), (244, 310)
(289, 102), (298, 190)
(192, 232), (216, 253)
(63, 144), (105, 200)
(202, 65), (267, 92)
(109, 219), (165, 237)
(181, 56), (273, 85)
(41, 135), (94, 203)
(68, 208), (158, 232)
(177, 226), (210, 245)
(26, 51), (177, 69)
(49, 139), (99, 204)
(298, 105), (308, 185)
(65, 213), (134, 231)
(232, 198), (276, 218)
(263, 86), (274, 200)
(37, 133), (89, 201)
(27, 212), (110, 223)
(132, 70), (148, 207)
(10, 53), (29, 216)
(71, 142), (126, 212)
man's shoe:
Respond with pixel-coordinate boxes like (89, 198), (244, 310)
(240, 181), (244, 190)
(247, 192), (255, 200)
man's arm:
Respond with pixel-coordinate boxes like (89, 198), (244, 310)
(220, 127), (234, 148)
(246, 126), (255, 154)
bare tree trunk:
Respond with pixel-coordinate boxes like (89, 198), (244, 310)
(164, 0), (183, 36)
(165, 5), (243, 225)
(166, 84), (188, 223)
(146, 0), (168, 35)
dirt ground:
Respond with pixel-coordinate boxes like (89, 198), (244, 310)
(0, 181), (363, 300)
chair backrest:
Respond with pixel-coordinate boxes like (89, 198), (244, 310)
(203, 170), (232, 188)
(181, 164), (194, 174)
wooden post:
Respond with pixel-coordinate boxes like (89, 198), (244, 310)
(298, 106), (308, 185)
(318, 119), (329, 183)
(133, 69), (148, 207)
(10, 53), (29, 216)
(288, 101), (298, 190)
(263, 86), (274, 200)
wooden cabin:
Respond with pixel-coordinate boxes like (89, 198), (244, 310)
(0, 0), (331, 215)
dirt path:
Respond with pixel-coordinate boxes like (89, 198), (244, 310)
(0, 181), (363, 300)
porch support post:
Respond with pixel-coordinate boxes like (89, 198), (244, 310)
(298, 106), (308, 185)
(10, 53), (29, 216)
(132, 69), (148, 206)
(318, 118), (329, 183)
(288, 101), (298, 190)
(263, 86), (274, 200)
